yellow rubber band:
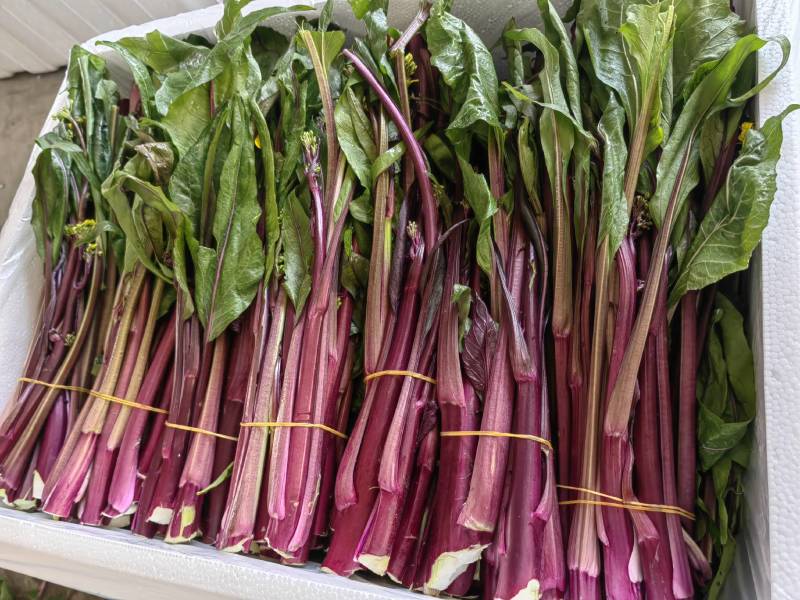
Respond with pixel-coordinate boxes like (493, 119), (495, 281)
(19, 377), (168, 415)
(164, 422), (239, 442)
(364, 369), (437, 385)
(557, 484), (695, 520)
(240, 421), (348, 440)
(441, 430), (553, 451)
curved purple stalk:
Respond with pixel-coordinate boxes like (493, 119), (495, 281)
(343, 49), (438, 253)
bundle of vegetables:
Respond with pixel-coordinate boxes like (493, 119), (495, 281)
(1, 0), (795, 598)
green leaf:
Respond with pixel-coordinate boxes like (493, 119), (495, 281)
(349, 0), (386, 19)
(251, 98), (279, 282)
(707, 537), (737, 600)
(197, 461), (234, 495)
(698, 318), (728, 416)
(716, 294), (756, 420)
(251, 27), (291, 78)
(277, 79), (309, 195)
(319, 0), (334, 32)
(341, 249), (370, 299)
(155, 5), (310, 114)
(98, 41), (156, 117)
(115, 30), (208, 74)
(194, 100), (265, 340)
(538, 0), (595, 239)
(370, 124), (429, 180)
(698, 401), (749, 471)
(66, 46), (106, 131)
(281, 193), (313, 313)
(36, 131), (82, 154)
(349, 190), (373, 224)
(669, 105), (800, 304)
(458, 156), (497, 276)
(167, 125), (211, 239)
(424, 133), (457, 183)
(158, 85), (212, 158)
(698, 112), (725, 186)
(134, 142), (174, 185)
(335, 87), (377, 188)
(427, 6), (500, 152)
(102, 170), (163, 276)
(578, 0), (674, 133)
(712, 456), (732, 540)
(92, 79), (119, 182)
(31, 148), (69, 265)
(650, 35), (790, 229)
(452, 283), (472, 344)
(597, 94), (628, 257)
(672, 0), (745, 98)
(301, 30), (346, 71)
(371, 142), (405, 180)
(537, 0), (583, 126)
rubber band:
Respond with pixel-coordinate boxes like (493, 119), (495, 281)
(440, 430), (553, 452)
(557, 483), (695, 520)
(364, 369), (437, 385)
(19, 377), (167, 415)
(164, 422), (239, 442)
(240, 421), (348, 440)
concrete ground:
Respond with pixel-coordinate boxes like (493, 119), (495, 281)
(0, 69), (65, 226)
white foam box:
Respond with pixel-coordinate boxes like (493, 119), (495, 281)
(0, 0), (796, 598)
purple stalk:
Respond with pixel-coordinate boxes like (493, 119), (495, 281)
(144, 315), (201, 526)
(0, 253), (102, 497)
(266, 164), (353, 559)
(216, 286), (283, 552)
(421, 381), (484, 593)
(32, 392), (68, 498)
(41, 268), (148, 519)
(567, 199), (598, 536)
(676, 291), (698, 527)
(81, 278), (164, 526)
(130, 370), (174, 537)
(458, 224), (527, 532)
(323, 230), (424, 576)
(598, 237), (641, 599)
(421, 233), (487, 593)
(358, 299), (439, 572)
(385, 414), (438, 587)
(495, 248), (545, 600)
(364, 113), (392, 375)
(166, 333), (229, 542)
(202, 312), (254, 544)
(105, 311), (176, 518)
(342, 49), (438, 253)
(633, 233), (674, 600)
(312, 310), (355, 542)
(264, 312), (304, 521)
(653, 250), (693, 599)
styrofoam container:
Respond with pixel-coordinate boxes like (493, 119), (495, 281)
(0, 1), (797, 598)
